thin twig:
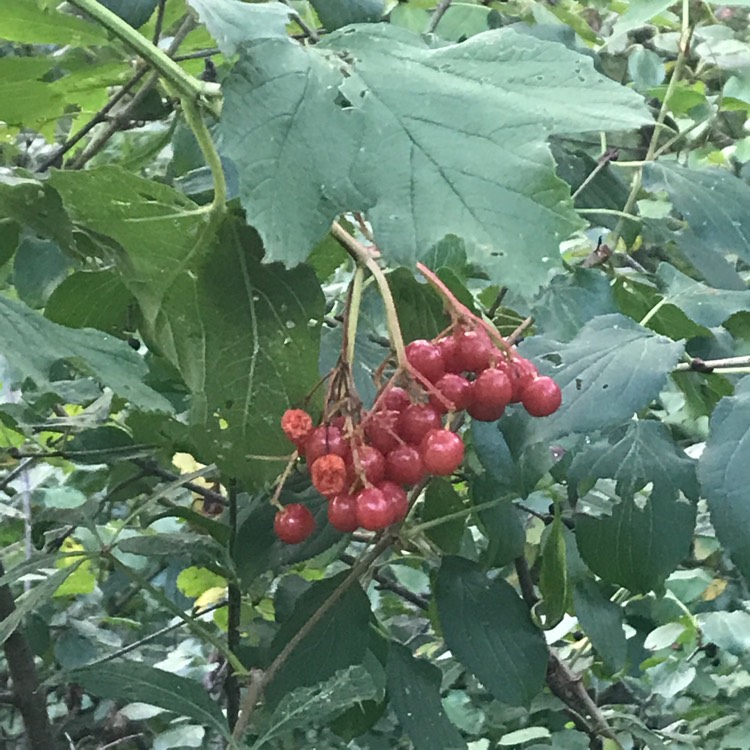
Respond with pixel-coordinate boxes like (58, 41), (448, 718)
(130, 458), (227, 507)
(226, 481), (241, 730)
(0, 457), (40, 494)
(507, 316), (534, 346)
(674, 355), (750, 372)
(340, 553), (429, 610)
(283, 0), (319, 41)
(152, 0), (167, 44)
(486, 287), (507, 318)
(427, 0), (453, 33)
(173, 47), (221, 61)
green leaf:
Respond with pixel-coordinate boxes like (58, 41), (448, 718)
(643, 163), (750, 286)
(470, 474), (525, 568)
(72, 661), (229, 738)
(533, 268), (617, 343)
(538, 506), (568, 629)
(697, 611), (750, 656)
(310, 0), (384, 30)
(606, 0), (676, 48)
(98, 0), (159, 28)
(0, 174), (74, 252)
(0, 566), (79, 645)
(385, 268), (448, 342)
(39, 486), (88, 509)
(118, 534), (228, 570)
(45, 270), (135, 334)
(572, 578), (627, 674)
(265, 571), (372, 708)
(519, 314), (684, 443)
(0, 295), (172, 413)
(575, 484), (696, 593)
(0, 0), (109, 45)
(187, 0), (293, 54)
(435, 556), (548, 706)
(50, 169), (323, 487)
(252, 665), (378, 749)
(434, 3), (491, 41)
(654, 263), (750, 327)
(12, 237), (71, 309)
(699, 376), (750, 581)
(422, 479), (466, 555)
(568, 420), (699, 500)
(386, 643), (467, 750)
(222, 25), (649, 294)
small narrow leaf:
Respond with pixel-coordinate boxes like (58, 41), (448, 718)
(435, 557), (548, 706)
(72, 661), (229, 738)
(386, 643), (467, 750)
(538, 505), (568, 629)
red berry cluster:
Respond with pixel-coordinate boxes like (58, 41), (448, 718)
(273, 324), (561, 545)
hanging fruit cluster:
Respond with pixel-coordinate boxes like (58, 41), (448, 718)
(273, 312), (561, 544)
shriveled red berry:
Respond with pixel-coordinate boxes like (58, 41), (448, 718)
(274, 503), (315, 544)
(304, 425), (348, 465)
(364, 409), (401, 454)
(385, 445), (425, 486)
(472, 368), (512, 411)
(328, 493), (359, 532)
(311, 454), (347, 498)
(420, 429), (465, 476)
(456, 327), (494, 373)
(398, 403), (442, 445)
(522, 376), (562, 417)
(351, 444), (386, 485)
(430, 373), (472, 413)
(356, 487), (392, 530)
(405, 339), (445, 383)
(436, 335), (463, 374)
(379, 480), (408, 524)
(281, 408), (313, 446)
(384, 386), (411, 412)
(508, 357), (538, 403)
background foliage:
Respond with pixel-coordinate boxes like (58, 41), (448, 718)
(2, 0), (750, 748)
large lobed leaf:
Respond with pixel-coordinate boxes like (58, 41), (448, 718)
(699, 376), (750, 581)
(221, 24), (649, 294)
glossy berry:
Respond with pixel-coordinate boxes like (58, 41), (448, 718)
(328, 493), (359, 533)
(351, 444), (386, 485)
(379, 480), (409, 524)
(281, 408), (313, 446)
(384, 386), (411, 412)
(356, 487), (393, 530)
(522, 376), (562, 417)
(304, 425), (348, 465)
(311, 454), (347, 498)
(385, 444), (425, 486)
(364, 409), (401, 455)
(472, 368), (512, 410)
(430, 373), (472, 413)
(436, 335), (463, 374)
(405, 339), (445, 383)
(456, 327), (494, 373)
(508, 357), (538, 403)
(467, 400), (506, 422)
(398, 403), (442, 445)
(420, 429), (465, 476)
(274, 503), (315, 544)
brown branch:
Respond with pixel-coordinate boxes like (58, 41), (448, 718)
(674, 355), (750, 373)
(130, 458), (227, 507)
(340, 553), (429, 610)
(226, 482), (241, 730)
(506, 316), (534, 346)
(0, 561), (59, 750)
(427, 0), (454, 33)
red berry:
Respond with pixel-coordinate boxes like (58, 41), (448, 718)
(385, 444), (425, 486)
(364, 410), (401, 454)
(304, 425), (348, 465)
(522, 376), (562, 417)
(430, 373), (472, 413)
(472, 368), (512, 410)
(456, 327), (494, 373)
(508, 357), (538, 403)
(405, 339), (445, 384)
(311, 454), (347, 498)
(436, 335), (463, 374)
(384, 386), (411, 412)
(379, 480), (408, 524)
(467, 401), (506, 421)
(356, 487), (392, 530)
(351, 444), (386, 485)
(398, 403), (442, 445)
(274, 503), (315, 544)
(420, 429), (465, 476)
(328, 494), (359, 532)
(281, 408), (313, 446)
